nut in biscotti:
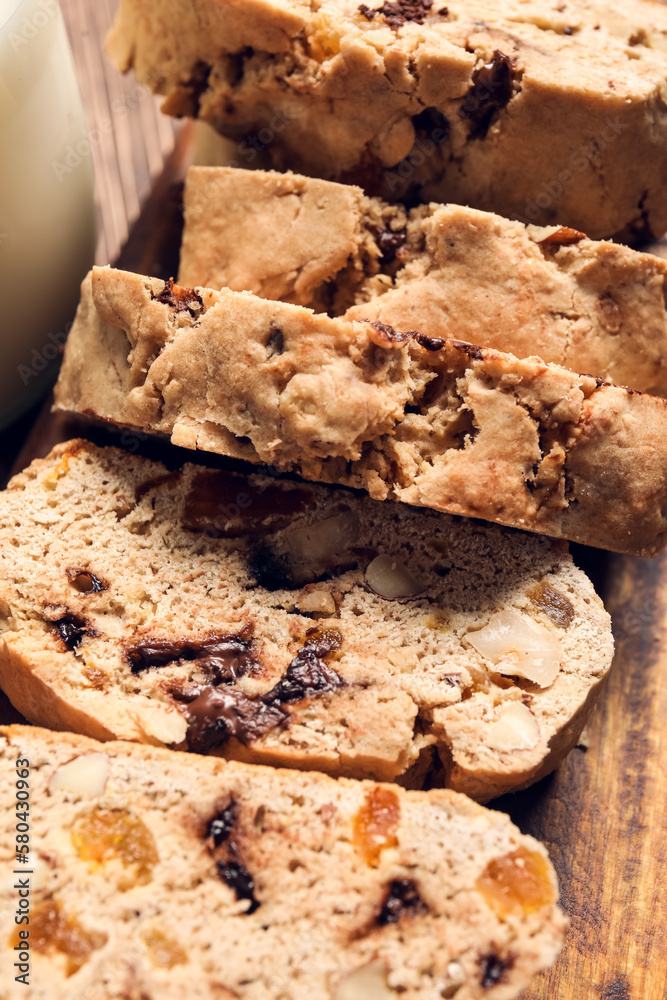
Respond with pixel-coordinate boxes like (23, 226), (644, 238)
(0, 439), (613, 802)
(109, 0), (667, 239)
(55, 267), (667, 556)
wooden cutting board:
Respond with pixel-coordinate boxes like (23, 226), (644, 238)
(2, 127), (666, 1000)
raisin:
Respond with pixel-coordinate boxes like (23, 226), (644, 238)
(529, 583), (575, 628)
(263, 634), (344, 706)
(10, 899), (107, 976)
(66, 568), (107, 593)
(480, 953), (508, 989)
(477, 847), (555, 917)
(207, 800), (237, 847)
(378, 879), (425, 924)
(52, 615), (89, 651)
(376, 227), (407, 263)
(216, 860), (260, 913)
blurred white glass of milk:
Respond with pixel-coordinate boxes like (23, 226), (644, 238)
(0, 0), (95, 430)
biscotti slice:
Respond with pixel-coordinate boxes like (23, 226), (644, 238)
(108, 0), (667, 239)
(178, 166), (667, 394)
(0, 725), (567, 1000)
(0, 440), (613, 802)
(54, 267), (667, 556)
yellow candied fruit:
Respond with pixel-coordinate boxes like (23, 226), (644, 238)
(352, 787), (400, 866)
(142, 928), (188, 968)
(42, 446), (81, 490)
(10, 899), (107, 976)
(72, 807), (158, 885)
(477, 847), (556, 918)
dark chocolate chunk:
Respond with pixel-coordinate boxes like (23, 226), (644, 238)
(480, 953), (507, 989)
(183, 470), (313, 538)
(412, 107), (450, 144)
(216, 860), (260, 913)
(51, 615), (90, 651)
(263, 634), (345, 706)
(155, 277), (204, 317)
(185, 60), (214, 116)
(378, 879), (426, 925)
(207, 800), (237, 847)
(248, 543), (296, 591)
(66, 568), (108, 594)
(413, 331), (446, 352)
(358, 0), (433, 29)
(463, 51), (515, 139)
(186, 688), (287, 752)
(375, 227), (407, 263)
(266, 327), (284, 357)
(126, 634), (256, 680)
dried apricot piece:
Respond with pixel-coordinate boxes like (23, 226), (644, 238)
(352, 787), (400, 866)
(72, 807), (158, 884)
(477, 846), (555, 918)
(10, 899), (106, 975)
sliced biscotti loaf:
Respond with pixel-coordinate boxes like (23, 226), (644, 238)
(0, 726), (567, 1000)
(108, 0), (667, 239)
(54, 267), (667, 556)
(0, 440), (612, 802)
(178, 167), (667, 395)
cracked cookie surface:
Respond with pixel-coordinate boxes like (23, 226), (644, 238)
(109, 0), (667, 238)
(55, 267), (667, 556)
(178, 167), (667, 395)
(0, 725), (567, 999)
(0, 439), (612, 801)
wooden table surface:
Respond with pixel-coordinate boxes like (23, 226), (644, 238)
(1, 4), (666, 999)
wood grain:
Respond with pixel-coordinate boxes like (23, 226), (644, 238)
(509, 549), (667, 1000)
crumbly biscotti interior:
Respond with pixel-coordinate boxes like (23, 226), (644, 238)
(0, 725), (567, 1000)
(179, 167), (667, 395)
(178, 166), (667, 395)
(53, 267), (667, 556)
(108, 0), (667, 238)
(0, 440), (612, 801)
